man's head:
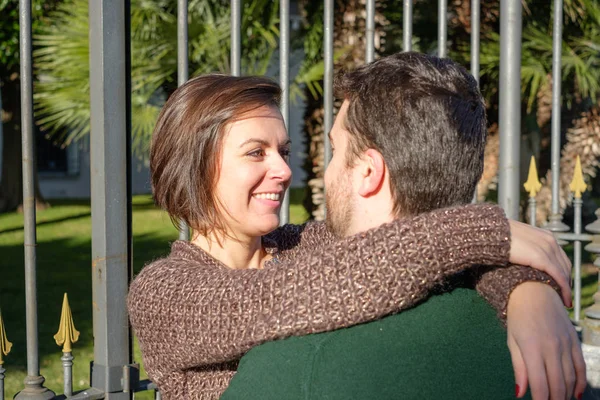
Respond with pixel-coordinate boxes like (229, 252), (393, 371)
(325, 52), (487, 237)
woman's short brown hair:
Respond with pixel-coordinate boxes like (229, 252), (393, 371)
(150, 74), (281, 236)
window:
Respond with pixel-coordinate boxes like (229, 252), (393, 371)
(36, 128), (80, 176)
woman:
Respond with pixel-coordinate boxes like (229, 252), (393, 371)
(128, 74), (582, 399)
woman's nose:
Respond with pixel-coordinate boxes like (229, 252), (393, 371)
(270, 154), (292, 183)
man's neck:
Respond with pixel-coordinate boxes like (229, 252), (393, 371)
(345, 198), (396, 237)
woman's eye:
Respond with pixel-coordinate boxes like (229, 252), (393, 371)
(247, 149), (265, 158)
(280, 148), (291, 160)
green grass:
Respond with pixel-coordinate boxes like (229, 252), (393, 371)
(0, 192), (309, 398)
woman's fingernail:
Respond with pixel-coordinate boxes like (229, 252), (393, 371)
(577, 392), (583, 400)
(515, 384), (520, 397)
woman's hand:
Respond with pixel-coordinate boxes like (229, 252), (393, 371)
(508, 220), (572, 306)
(507, 282), (586, 400)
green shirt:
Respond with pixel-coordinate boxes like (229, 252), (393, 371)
(223, 287), (528, 400)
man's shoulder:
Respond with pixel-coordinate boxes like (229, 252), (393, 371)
(224, 288), (520, 400)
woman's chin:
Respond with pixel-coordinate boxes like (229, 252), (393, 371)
(251, 216), (281, 236)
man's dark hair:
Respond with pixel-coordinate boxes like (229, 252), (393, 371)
(334, 52), (487, 216)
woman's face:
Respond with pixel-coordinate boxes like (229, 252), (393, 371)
(214, 104), (292, 239)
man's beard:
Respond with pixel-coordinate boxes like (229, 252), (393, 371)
(325, 173), (354, 238)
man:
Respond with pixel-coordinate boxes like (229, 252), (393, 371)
(221, 53), (585, 399)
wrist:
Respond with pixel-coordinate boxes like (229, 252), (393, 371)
(507, 281), (562, 319)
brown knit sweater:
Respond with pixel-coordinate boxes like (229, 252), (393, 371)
(128, 204), (557, 400)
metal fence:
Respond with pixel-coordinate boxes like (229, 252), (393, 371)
(2, 0), (600, 398)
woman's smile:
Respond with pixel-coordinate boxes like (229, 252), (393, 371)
(252, 191), (283, 208)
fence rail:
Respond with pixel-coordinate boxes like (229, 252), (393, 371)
(3, 0), (599, 399)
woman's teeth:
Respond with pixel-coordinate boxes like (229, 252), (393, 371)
(253, 193), (280, 201)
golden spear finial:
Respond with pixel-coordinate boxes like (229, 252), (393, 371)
(53, 293), (80, 353)
(523, 156), (542, 198)
(0, 309), (12, 365)
(570, 156), (587, 199)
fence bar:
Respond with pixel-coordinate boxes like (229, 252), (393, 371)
(61, 353), (74, 397)
(0, 364), (4, 400)
(470, 0), (480, 84)
(231, 0), (241, 76)
(177, 0), (190, 240)
(177, 0), (188, 85)
(88, 0), (132, 398)
(279, 0), (290, 225)
(546, 0), (570, 233)
(553, 232), (594, 242)
(0, 86), (3, 178)
(469, 0), (481, 204)
(366, 0), (375, 63)
(403, 0), (412, 51)
(0, 309), (10, 400)
(573, 197), (583, 323)
(438, 0), (447, 58)
(583, 211), (600, 347)
(497, 0), (522, 220)
(15, 0), (54, 398)
(54, 293), (80, 398)
(324, 0), (333, 167)
(528, 197), (537, 226)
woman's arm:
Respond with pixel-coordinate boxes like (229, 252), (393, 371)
(130, 203), (520, 377)
(474, 264), (560, 322)
(270, 218), (567, 322)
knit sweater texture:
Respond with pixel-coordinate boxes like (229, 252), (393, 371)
(127, 204), (557, 400)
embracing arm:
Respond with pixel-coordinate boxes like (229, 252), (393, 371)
(271, 214), (565, 322)
(129, 203), (519, 378)
(474, 265), (560, 323)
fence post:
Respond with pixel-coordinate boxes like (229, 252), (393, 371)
(54, 293), (80, 397)
(545, 0), (570, 235)
(438, 0), (447, 57)
(322, 0), (334, 218)
(523, 156), (541, 226)
(497, 0), (523, 220)
(231, 0), (241, 76)
(470, 0), (480, 84)
(88, 0), (133, 398)
(570, 157), (586, 324)
(323, 0), (333, 169)
(365, 0), (375, 63)
(582, 210), (600, 386)
(177, 0), (190, 240)
(403, 0), (412, 52)
(0, 310), (12, 400)
(279, 0), (291, 225)
(14, 0), (54, 398)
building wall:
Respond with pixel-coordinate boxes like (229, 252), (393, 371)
(38, 139), (154, 199)
(38, 96), (308, 199)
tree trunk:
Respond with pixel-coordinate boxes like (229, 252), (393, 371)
(0, 72), (48, 213)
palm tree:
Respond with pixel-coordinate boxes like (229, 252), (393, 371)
(33, 0), (279, 157)
(449, 0), (600, 222)
(0, 0), (62, 212)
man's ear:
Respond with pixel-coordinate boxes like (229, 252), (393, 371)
(357, 148), (386, 197)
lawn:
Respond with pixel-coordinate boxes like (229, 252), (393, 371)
(0, 193), (597, 398)
(0, 192), (309, 399)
